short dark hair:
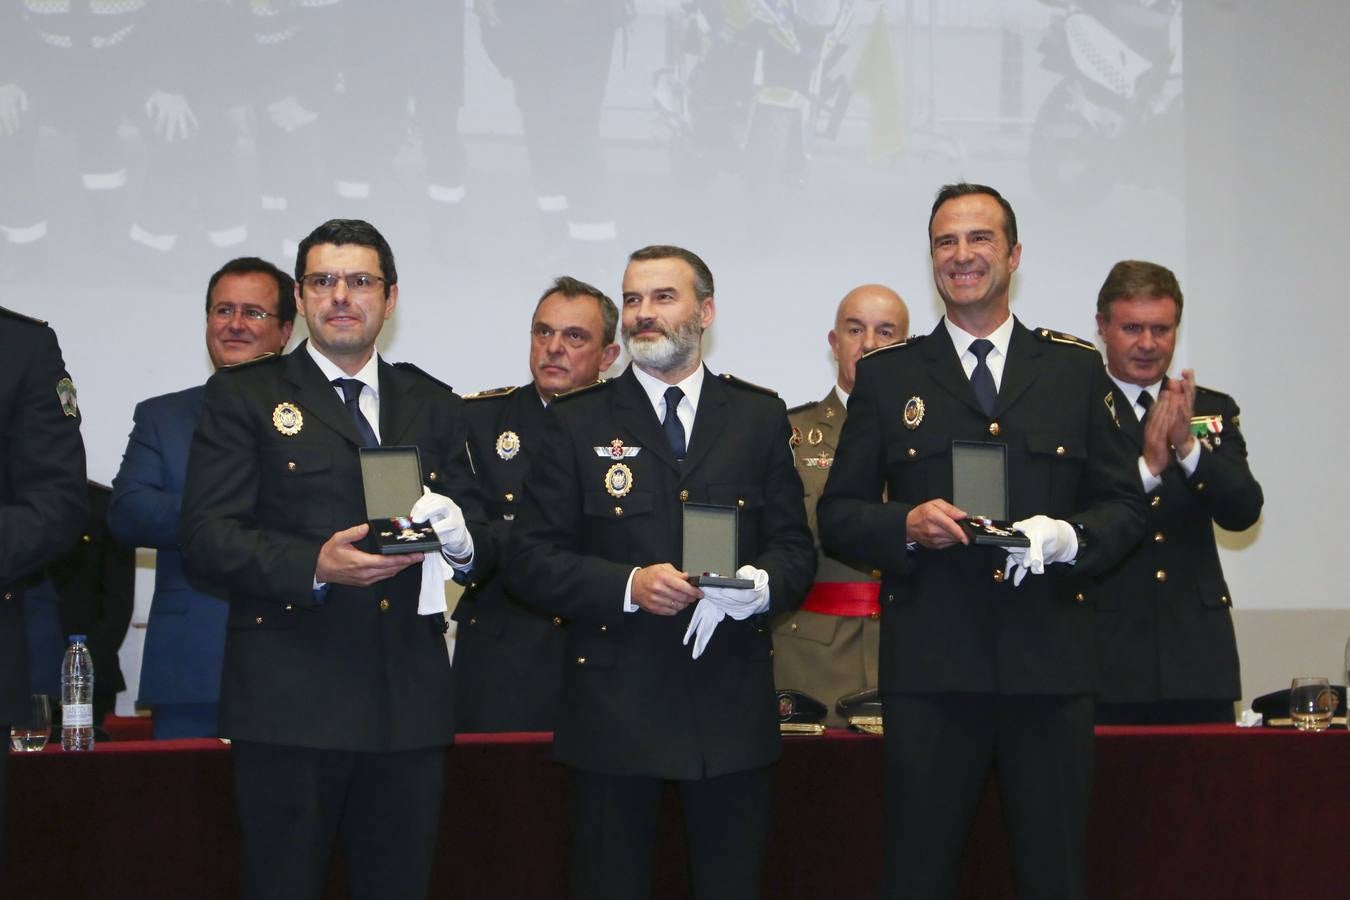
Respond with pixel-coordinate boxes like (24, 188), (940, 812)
(205, 257), (296, 324)
(535, 276), (619, 344)
(627, 245), (714, 302)
(1096, 260), (1184, 322)
(928, 183), (1019, 249)
(295, 219), (397, 297)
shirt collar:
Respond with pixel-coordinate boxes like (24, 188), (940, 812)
(631, 362), (705, 415)
(943, 313), (1015, 360)
(307, 341), (381, 398)
(1108, 372), (1162, 409)
(833, 384), (849, 408)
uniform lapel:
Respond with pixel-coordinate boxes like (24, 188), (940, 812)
(991, 319), (1042, 417)
(284, 342), (365, 447)
(922, 322), (987, 418)
(612, 366), (680, 472)
(377, 359), (421, 446)
(680, 367), (728, 479)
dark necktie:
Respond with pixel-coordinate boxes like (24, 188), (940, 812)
(662, 386), (686, 459)
(1136, 388), (1153, 426)
(969, 339), (997, 417)
(334, 378), (379, 447)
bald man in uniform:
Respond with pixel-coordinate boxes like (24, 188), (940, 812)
(774, 285), (909, 725)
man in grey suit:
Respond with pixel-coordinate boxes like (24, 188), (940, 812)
(180, 219), (493, 900)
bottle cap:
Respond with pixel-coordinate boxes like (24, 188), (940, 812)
(67, 634), (87, 644)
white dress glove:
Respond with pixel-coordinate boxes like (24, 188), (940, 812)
(682, 599), (725, 659)
(698, 565), (771, 620)
(410, 486), (473, 561)
(1003, 515), (1078, 587)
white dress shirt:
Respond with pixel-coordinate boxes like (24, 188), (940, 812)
(944, 313), (1015, 390)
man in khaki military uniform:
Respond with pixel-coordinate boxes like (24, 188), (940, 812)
(774, 285), (909, 725)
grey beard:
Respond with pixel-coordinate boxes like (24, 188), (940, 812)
(624, 319), (702, 374)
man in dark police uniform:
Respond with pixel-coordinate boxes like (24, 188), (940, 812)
(818, 184), (1145, 899)
(0, 309), (87, 860)
(507, 245), (814, 899)
(1093, 259), (1263, 724)
(455, 275), (620, 732)
(180, 219), (493, 900)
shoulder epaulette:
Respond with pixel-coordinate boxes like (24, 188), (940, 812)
(552, 378), (611, 403)
(860, 335), (921, 360)
(1194, 384), (1227, 399)
(0, 305), (47, 326)
(393, 361), (453, 394)
(220, 352), (281, 372)
(718, 373), (777, 397)
(463, 385), (518, 401)
(786, 400), (817, 415)
(1034, 328), (1096, 351)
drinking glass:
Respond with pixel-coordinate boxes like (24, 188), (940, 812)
(9, 693), (52, 751)
(1289, 677), (1336, 732)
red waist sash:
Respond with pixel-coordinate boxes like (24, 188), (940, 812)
(800, 582), (881, 617)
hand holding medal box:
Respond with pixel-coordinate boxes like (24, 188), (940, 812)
(358, 446), (442, 554)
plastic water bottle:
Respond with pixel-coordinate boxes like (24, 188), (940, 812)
(60, 634), (95, 751)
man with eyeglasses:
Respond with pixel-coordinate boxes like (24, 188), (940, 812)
(454, 275), (620, 733)
(180, 219), (493, 900)
(109, 256), (295, 739)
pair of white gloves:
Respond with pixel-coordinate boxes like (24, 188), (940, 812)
(682, 566), (771, 659)
(409, 487), (473, 616)
(1002, 515), (1078, 586)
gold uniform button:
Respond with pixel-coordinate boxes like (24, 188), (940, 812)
(988, 422), (1001, 436)
(428, 471), (439, 482)
(505, 492), (515, 503)
(1195, 482), (1205, 491)
(1220, 595), (1231, 606)
(599, 624), (607, 632)
(614, 506), (623, 517)
(679, 490), (689, 502)
(993, 569), (1005, 583)
(907, 448), (917, 458)
(81, 534), (91, 543)
(468, 617), (477, 626)
(737, 499), (745, 508)
(1153, 532), (1165, 543)
(287, 461), (297, 471)
(1055, 446), (1066, 457)
(255, 616), (263, 625)
(552, 616), (563, 627)
(1150, 495), (1161, 508)
(3, 592), (11, 601)
(379, 598), (391, 611)
(577, 657), (587, 665)
(871, 569), (882, 579)
(1155, 570), (1167, 583)
(790, 622), (799, 632)
(1074, 592), (1085, 603)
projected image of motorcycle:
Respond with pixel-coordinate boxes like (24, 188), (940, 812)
(1030, 0), (1182, 206)
(654, 0), (856, 198)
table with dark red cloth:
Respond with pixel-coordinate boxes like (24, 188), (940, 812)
(5, 726), (1348, 899)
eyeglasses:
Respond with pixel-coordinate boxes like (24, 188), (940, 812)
(531, 323), (594, 349)
(209, 304), (275, 322)
(301, 272), (386, 296)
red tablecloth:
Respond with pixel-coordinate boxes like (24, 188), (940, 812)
(6, 727), (1348, 899)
